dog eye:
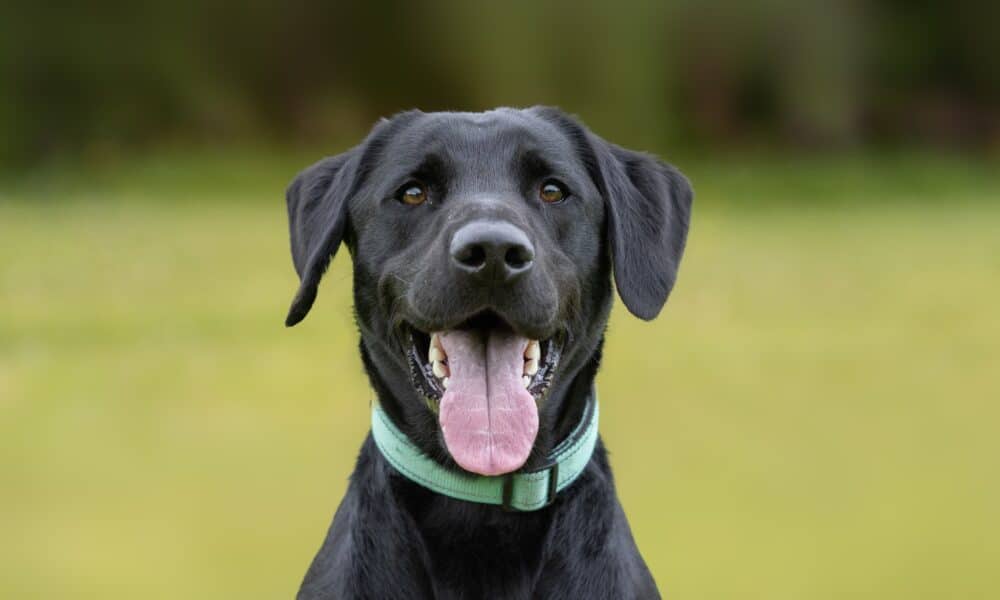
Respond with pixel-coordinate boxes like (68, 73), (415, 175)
(398, 183), (428, 206)
(539, 180), (568, 204)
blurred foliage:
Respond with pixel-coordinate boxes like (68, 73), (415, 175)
(2, 2), (999, 595)
(3, 0), (1000, 167)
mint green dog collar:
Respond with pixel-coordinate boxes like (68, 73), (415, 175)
(371, 395), (599, 511)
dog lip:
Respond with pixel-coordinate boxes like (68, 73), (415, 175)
(398, 308), (561, 343)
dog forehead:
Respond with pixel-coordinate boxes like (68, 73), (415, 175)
(383, 109), (575, 165)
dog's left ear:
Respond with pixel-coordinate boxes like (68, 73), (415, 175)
(591, 140), (693, 320)
(530, 107), (693, 320)
(284, 149), (362, 327)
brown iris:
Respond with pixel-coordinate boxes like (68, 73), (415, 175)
(540, 181), (566, 203)
(400, 183), (427, 205)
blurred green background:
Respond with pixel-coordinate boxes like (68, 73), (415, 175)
(2, 1), (999, 599)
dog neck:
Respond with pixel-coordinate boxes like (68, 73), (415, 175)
(359, 341), (607, 575)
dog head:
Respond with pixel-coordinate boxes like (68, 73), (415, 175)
(284, 107), (692, 476)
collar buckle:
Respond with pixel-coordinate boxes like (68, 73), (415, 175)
(501, 460), (560, 512)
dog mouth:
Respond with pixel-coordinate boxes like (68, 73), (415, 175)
(403, 312), (563, 475)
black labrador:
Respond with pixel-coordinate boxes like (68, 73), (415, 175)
(283, 107), (692, 599)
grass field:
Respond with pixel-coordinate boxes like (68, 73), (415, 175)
(2, 152), (999, 598)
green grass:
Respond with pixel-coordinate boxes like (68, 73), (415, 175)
(2, 152), (999, 599)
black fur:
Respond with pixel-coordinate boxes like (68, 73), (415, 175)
(284, 107), (693, 599)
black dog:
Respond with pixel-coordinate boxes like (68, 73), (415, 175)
(284, 107), (692, 599)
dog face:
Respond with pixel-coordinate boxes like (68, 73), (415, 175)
(285, 107), (692, 476)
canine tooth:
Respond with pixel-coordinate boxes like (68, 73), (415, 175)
(442, 377), (450, 389)
(522, 376), (531, 388)
(524, 359), (538, 376)
(525, 340), (540, 360)
(432, 361), (448, 378)
(429, 345), (445, 362)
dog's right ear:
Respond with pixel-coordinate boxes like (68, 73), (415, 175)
(284, 150), (362, 327)
(284, 111), (421, 327)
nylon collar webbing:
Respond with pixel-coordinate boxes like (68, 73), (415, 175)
(371, 395), (599, 511)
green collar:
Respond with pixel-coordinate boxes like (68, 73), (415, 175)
(371, 395), (599, 511)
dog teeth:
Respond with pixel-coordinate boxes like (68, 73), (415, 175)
(429, 333), (449, 380)
(429, 345), (445, 363)
(442, 377), (450, 389)
(525, 340), (540, 360)
(432, 360), (449, 378)
(429, 333), (446, 359)
(524, 359), (538, 376)
(522, 376), (531, 388)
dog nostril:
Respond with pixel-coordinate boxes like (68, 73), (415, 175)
(504, 245), (533, 270)
(455, 243), (488, 270)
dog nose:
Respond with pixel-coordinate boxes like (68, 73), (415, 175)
(450, 221), (535, 283)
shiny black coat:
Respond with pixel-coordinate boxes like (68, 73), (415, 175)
(284, 107), (692, 599)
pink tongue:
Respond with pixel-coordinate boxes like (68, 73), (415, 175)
(437, 329), (538, 476)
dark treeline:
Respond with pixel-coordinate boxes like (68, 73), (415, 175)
(2, 0), (998, 165)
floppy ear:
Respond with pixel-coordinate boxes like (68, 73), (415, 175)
(284, 111), (421, 327)
(590, 138), (694, 320)
(284, 150), (361, 327)
(528, 106), (693, 320)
